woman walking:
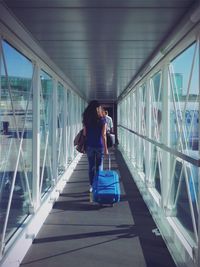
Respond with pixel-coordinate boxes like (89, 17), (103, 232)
(83, 100), (108, 193)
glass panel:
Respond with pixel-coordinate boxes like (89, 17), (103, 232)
(57, 83), (65, 175)
(120, 100), (125, 148)
(130, 92), (136, 162)
(141, 84), (146, 174)
(141, 84), (146, 136)
(150, 145), (162, 194)
(67, 90), (73, 162)
(126, 96), (131, 155)
(74, 95), (79, 157)
(151, 72), (162, 142)
(169, 42), (199, 157)
(150, 73), (162, 193)
(40, 70), (53, 195)
(187, 164), (199, 230)
(170, 159), (198, 240)
(0, 41), (33, 242)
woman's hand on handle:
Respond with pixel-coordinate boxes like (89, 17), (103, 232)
(104, 148), (109, 155)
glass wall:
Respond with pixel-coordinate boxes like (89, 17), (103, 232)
(168, 42), (199, 242)
(0, 41), (33, 243)
(118, 35), (200, 267)
(0, 38), (86, 258)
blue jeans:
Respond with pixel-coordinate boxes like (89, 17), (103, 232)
(86, 146), (104, 186)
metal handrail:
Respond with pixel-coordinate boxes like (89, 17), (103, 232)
(118, 124), (200, 167)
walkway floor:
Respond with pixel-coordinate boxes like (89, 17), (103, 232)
(21, 149), (176, 267)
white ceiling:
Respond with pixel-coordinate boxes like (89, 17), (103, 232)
(2, 0), (197, 102)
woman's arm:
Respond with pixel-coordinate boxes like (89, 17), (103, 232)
(102, 123), (108, 155)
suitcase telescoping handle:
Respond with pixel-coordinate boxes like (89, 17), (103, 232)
(102, 153), (111, 170)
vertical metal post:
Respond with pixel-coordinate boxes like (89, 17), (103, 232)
(123, 98), (126, 151)
(117, 102), (120, 144)
(0, 34), (3, 260)
(129, 91), (134, 162)
(70, 91), (73, 161)
(75, 95), (78, 148)
(74, 93), (76, 158)
(68, 90), (73, 162)
(123, 99), (125, 148)
(63, 88), (68, 166)
(67, 90), (71, 162)
(128, 94), (132, 158)
(197, 34), (200, 267)
(125, 97), (128, 153)
(134, 92), (137, 160)
(127, 95), (131, 157)
(146, 78), (152, 187)
(121, 101), (123, 147)
(136, 87), (142, 171)
(0, 36), (2, 107)
(135, 89), (139, 168)
(52, 78), (57, 184)
(161, 63), (171, 210)
(73, 94), (77, 157)
(32, 63), (40, 211)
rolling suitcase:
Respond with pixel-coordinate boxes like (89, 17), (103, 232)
(92, 155), (120, 205)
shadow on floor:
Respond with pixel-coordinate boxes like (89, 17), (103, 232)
(22, 225), (137, 266)
(20, 149), (176, 267)
(33, 224), (137, 244)
(115, 149), (176, 267)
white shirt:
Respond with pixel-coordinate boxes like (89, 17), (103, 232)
(105, 115), (113, 132)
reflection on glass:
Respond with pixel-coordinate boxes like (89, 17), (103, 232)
(150, 73), (162, 193)
(40, 70), (53, 195)
(126, 96), (131, 154)
(67, 90), (72, 163)
(169, 42), (199, 242)
(130, 93), (136, 162)
(142, 143), (146, 175)
(0, 41), (33, 242)
(140, 85), (146, 174)
(151, 72), (162, 142)
(151, 145), (161, 194)
(171, 159), (198, 240)
(170, 43), (199, 155)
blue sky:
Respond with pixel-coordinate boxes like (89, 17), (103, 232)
(2, 41), (33, 78)
(171, 42), (198, 95)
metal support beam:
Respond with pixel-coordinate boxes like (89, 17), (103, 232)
(32, 63), (40, 211)
(161, 63), (171, 211)
(136, 88), (142, 170)
(52, 78), (58, 184)
(197, 33), (200, 267)
(146, 79), (152, 187)
(63, 88), (68, 167)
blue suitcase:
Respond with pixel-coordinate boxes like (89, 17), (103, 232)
(92, 156), (120, 205)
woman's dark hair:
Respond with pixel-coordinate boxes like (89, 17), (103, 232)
(82, 100), (101, 126)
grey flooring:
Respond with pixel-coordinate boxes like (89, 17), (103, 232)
(21, 149), (176, 267)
